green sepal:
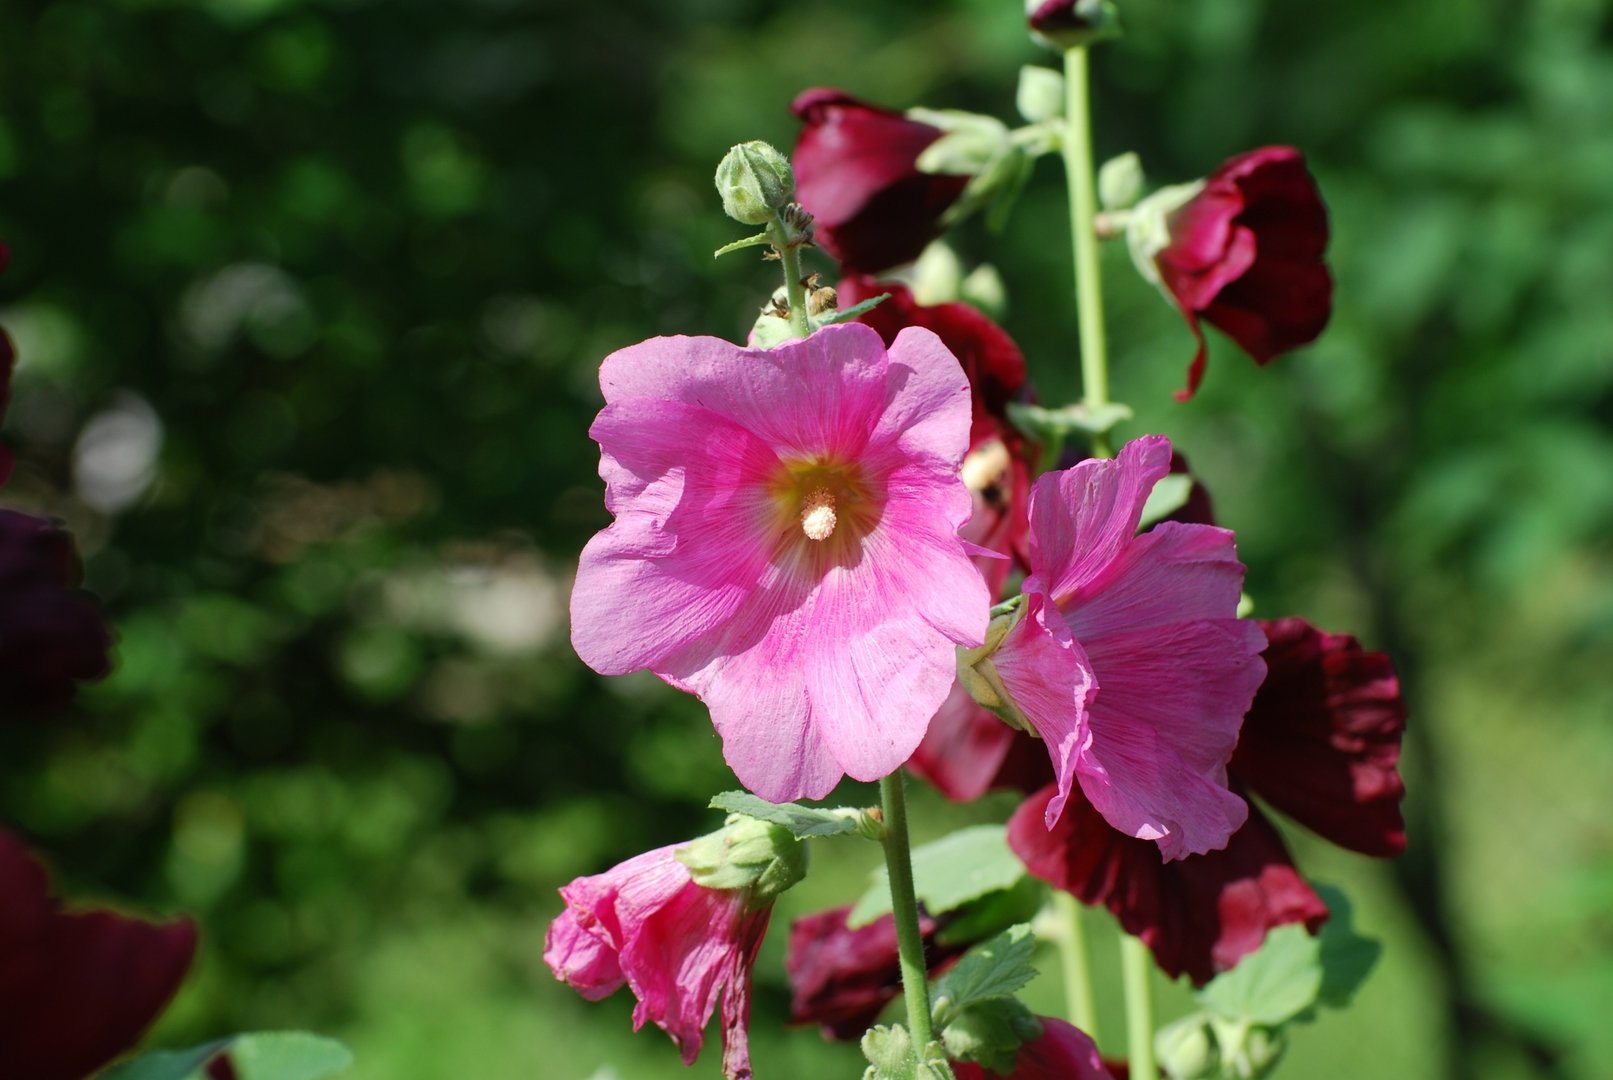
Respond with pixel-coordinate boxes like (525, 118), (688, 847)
(676, 815), (807, 902)
(1007, 400), (1133, 444)
(940, 998), (1042, 1075)
(708, 790), (868, 839)
(864, 1025), (954, 1080)
(715, 140), (794, 225)
(1154, 1012), (1219, 1080)
(713, 231), (774, 258)
(930, 924), (1038, 1026)
(849, 825), (1024, 927)
(100, 1032), (353, 1080)
(815, 292), (892, 327)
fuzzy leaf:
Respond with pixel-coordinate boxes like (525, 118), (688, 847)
(940, 998), (1042, 1075)
(101, 1033), (353, 1080)
(1197, 924), (1323, 1027)
(932, 924), (1038, 1020)
(849, 825), (1025, 927)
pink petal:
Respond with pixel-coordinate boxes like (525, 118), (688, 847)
(543, 909), (625, 1000)
(991, 592), (1097, 829)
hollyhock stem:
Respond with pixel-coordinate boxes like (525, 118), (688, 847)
(1121, 933), (1158, 1080)
(1061, 45), (1113, 459)
(1052, 891), (1100, 1041)
(771, 216), (813, 339)
(878, 772), (946, 1062)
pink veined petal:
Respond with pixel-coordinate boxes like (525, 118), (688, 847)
(1076, 618), (1265, 859)
(598, 327), (894, 463)
(719, 907), (770, 1080)
(543, 910), (626, 1000)
(571, 399), (786, 676)
(872, 326), (977, 474)
(991, 591), (1097, 829)
(1061, 521), (1248, 643)
(1027, 436), (1173, 606)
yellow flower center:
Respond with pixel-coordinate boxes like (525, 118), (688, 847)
(799, 487), (838, 541)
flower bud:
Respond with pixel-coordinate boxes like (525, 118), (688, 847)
(1016, 65), (1065, 124)
(715, 140), (795, 226)
(1026, 0), (1120, 50)
(1097, 151), (1143, 211)
(676, 814), (807, 905)
(1155, 1012), (1219, 1080)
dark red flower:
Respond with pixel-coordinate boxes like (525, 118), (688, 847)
(1009, 784), (1328, 986)
(786, 903), (972, 1041)
(791, 90), (969, 275)
(0, 509), (113, 715)
(0, 829), (197, 1080)
(1153, 146), (1331, 400)
(951, 1016), (1116, 1080)
(1231, 618), (1407, 857)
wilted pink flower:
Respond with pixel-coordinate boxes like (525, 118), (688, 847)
(1231, 618), (1407, 857)
(785, 903), (969, 1040)
(1152, 146), (1331, 399)
(545, 843), (773, 1079)
(570, 323), (989, 801)
(951, 1016), (1116, 1080)
(0, 509), (113, 715)
(977, 436), (1265, 859)
(0, 829), (197, 1080)
(791, 90), (968, 275)
(1009, 782), (1328, 985)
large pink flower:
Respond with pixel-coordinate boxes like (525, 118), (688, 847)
(984, 436), (1266, 859)
(545, 843), (772, 1079)
(570, 322), (989, 801)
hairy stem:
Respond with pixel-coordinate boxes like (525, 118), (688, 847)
(879, 772), (947, 1067)
(1062, 44), (1113, 458)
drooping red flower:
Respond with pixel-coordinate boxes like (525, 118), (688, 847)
(791, 90), (968, 275)
(786, 903), (972, 1041)
(1008, 783), (1328, 986)
(1232, 618), (1407, 857)
(0, 829), (198, 1080)
(0, 509), (114, 715)
(545, 842), (774, 1079)
(951, 1016), (1117, 1080)
(1151, 146), (1331, 400)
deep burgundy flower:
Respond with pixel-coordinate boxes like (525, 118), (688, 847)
(1231, 618), (1407, 857)
(1151, 146), (1331, 400)
(951, 1016), (1116, 1080)
(791, 89), (969, 275)
(786, 903), (970, 1041)
(0, 829), (198, 1080)
(0, 509), (114, 715)
(1008, 784), (1328, 986)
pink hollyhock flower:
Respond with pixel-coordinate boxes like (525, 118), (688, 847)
(951, 1016), (1116, 1080)
(1146, 146), (1331, 400)
(975, 436), (1265, 859)
(785, 903), (969, 1040)
(791, 90), (969, 275)
(1231, 618), (1407, 857)
(1009, 782), (1328, 985)
(570, 322), (989, 802)
(0, 829), (197, 1080)
(545, 843), (773, 1079)
(0, 509), (113, 715)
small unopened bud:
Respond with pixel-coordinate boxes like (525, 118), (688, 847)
(1016, 65), (1065, 124)
(715, 141), (795, 226)
(1026, 0), (1120, 50)
(1156, 1013), (1219, 1080)
(1098, 152), (1144, 211)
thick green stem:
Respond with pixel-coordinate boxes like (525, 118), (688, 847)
(1062, 45), (1113, 459)
(773, 216), (812, 339)
(879, 773), (943, 1055)
(1121, 933), (1157, 1080)
(1052, 890), (1100, 1041)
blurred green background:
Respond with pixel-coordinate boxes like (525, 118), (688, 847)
(2, 0), (1611, 1076)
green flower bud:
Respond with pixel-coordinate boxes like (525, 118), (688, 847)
(676, 813), (807, 904)
(715, 140), (795, 226)
(1156, 1012), (1219, 1080)
(1098, 151), (1144, 211)
(1016, 65), (1065, 124)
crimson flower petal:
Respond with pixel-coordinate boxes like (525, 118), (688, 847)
(952, 1016), (1116, 1080)
(0, 509), (114, 715)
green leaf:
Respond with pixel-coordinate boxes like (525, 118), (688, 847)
(1006, 401), (1134, 443)
(1137, 474), (1194, 529)
(932, 924), (1038, 1021)
(935, 875), (1048, 947)
(708, 790), (863, 839)
(849, 825), (1025, 927)
(1197, 924), (1323, 1027)
(815, 292), (891, 326)
(713, 231), (774, 258)
(100, 1033), (353, 1080)
(940, 998), (1041, 1075)
(1312, 884), (1382, 1008)
(862, 1024), (916, 1080)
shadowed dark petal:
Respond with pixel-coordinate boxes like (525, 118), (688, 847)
(1008, 784), (1328, 986)
(0, 830), (197, 1080)
(1232, 618), (1407, 857)
(0, 509), (114, 715)
(951, 1016), (1116, 1079)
